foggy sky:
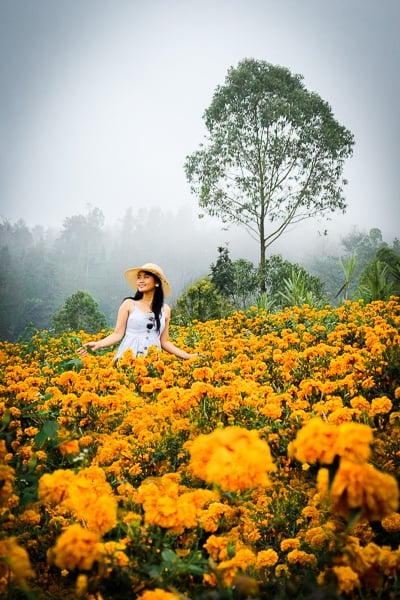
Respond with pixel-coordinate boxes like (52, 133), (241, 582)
(0, 0), (399, 257)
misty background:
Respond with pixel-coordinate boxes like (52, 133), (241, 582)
(0, 0), (399, 338)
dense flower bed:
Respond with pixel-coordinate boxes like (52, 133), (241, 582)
(1, 298), (400, 599)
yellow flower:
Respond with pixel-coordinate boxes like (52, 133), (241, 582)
(369, 396), (393, 417)
(76, 573), (88, 597)
(318, 566), (360, 595)
(280, 538), (300, 552)
(59, 439), (81, 456)
(289, 418), (373, 465)
(381, 512), (400, 532)
(49, 523), (100, 571)
(0, 536), (34, 586)
(137, 590), (181, 600)
(286, 549), (317, 567)
(333, 422), (373, 464)
(38, 469), (77, 504)
(19, 509), (41, 526)
(318, 460), (399, 522)
(97, 541), (129, 568)
(186, 426), (275, 492)
(255, 548), (279, 568)
(288, 418), (338, 465)
(136, 474), (217, 534)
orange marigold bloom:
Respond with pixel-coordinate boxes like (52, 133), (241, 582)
(186, 426), (275, 493)
(288, 418), (338, 465)
(350, 395), (370, 412)
(136, 474), (217, 534)
(97, 541), (129, 568)
(49, 523), (100, 571)
(381, 512), (400, 533)
(255, 548), (279, 568)
(137, 590), (181, 600)
(318, 460), (399, 522)
(369, 396), (393, 417)
(38, 469), (76, 504)
(289, 418), (373, 465)
(0, 536), (34, 585)
(198, 502), (235, 533)
(59, 439), (80, 456)
(280, 538), (301, 552)
(19, 509), (41, 526)
(286, 549), (317, 567)
(333, 422), (373, 464)
(318, 566), (360, 595)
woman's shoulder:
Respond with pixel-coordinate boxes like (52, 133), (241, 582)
(121, 297), (135, 308)
(163, 303), (171, 316)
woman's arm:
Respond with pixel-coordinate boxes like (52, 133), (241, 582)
(160, 304), (197, 359)
(77, 298), (132, 356)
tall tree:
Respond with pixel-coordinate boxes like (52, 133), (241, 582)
(185, 59), (354, 291)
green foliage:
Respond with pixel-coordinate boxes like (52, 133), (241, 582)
(173, 277), (233, 324)
(336, 255), (357, 301)
(278, 268), (324, 308)
(309, 228), (398, 304)
(356, 260), (395, 302)
(261, 255), (326, 309)
(210, 245), (259, 309)
(185, 58), (354, 287)
(52, 290), (107, 334)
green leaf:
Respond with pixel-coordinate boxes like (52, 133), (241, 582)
(34, 420), (59, 447)
(161, 548), (178, 564)
(57, 357), (83, 373)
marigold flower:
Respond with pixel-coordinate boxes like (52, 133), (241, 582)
(333, 422), (373, 464)
(381, 512), (400, 532)
(318, 566), (360, 595)
(280, 538), (301, 552)
(0, 536), (34, 584)
(369, 396), (393, 417)
(318, 460), (399, 522)
(76, 573), (88, 597)
(289, 418), (373, 466)
(288, 418), (338, 465)
(136, 474), (217, 534)
(275, 564), (290, 577)
(255, 548), (279, 568)
(59, 439), (80, 456)
(38, 469), (76, 504)
(97, 541), (129, 568)
(19, 509), (41, 526)
(186, 426), (275, 492)
(49, 523), (100, 571)
(286, 549), (317, 567)
(137, 590), (181, 600)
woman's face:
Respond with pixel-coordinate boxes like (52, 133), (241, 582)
(136, 271), (157, 293)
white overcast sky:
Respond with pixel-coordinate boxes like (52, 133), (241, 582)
(0, 0), (399, 245)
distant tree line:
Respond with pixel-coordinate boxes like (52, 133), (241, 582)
(0, 207), (221, 340)
(1, 207), (397, 340)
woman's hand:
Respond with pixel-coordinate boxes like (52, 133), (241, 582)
(77, 341), (99, 357)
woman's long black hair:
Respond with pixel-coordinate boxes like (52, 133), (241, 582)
(123, 272), (164, 331)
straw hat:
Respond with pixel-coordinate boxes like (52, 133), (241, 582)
(124, 263), (172, 296)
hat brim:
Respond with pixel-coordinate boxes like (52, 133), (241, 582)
(124, 265), (172, 296)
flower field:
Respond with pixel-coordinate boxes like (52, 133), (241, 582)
(1, 298), (400, 600)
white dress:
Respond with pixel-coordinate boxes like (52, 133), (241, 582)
(114, 303), (166, 360)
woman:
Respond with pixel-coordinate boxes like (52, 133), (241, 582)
(77, 263), (197, 361)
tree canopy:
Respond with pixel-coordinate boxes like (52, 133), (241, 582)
(185, 58), (355, 290)
(52, 290), (107, 334)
